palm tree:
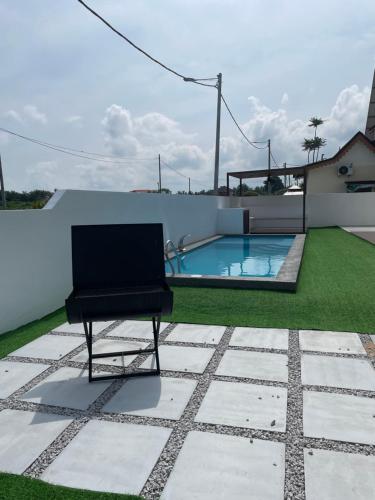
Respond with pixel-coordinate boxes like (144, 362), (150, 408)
(308, 117), (325, 161)
(302, 138), (314, 163)
(311, 137), (327, 162)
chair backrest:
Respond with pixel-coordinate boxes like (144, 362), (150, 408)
(71, 223), (166, 290)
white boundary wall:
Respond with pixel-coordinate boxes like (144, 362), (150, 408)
(232, 193), (375, 228)
(231, 194), (303, 218)
(1, 189), (375, 334)
(306, 193), (375, 227)
(0, 190), (229, 334)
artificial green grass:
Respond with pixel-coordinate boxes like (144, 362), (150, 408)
(0, 227), (374, 498)
(164, 227), (375, 333)
(0, 307), (67, 359)
(164, 228), (375, 333)
(0, 473), (141, 500)
(1, 228), (375, 361)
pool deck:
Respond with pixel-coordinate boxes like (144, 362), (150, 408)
(166, 234), (306, 291)
(1, 320), (374, 499)
(342, 226), (375, 245)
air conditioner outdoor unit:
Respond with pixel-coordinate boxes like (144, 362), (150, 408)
(337, 164), (353, 176)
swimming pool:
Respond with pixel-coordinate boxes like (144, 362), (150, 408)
(169, 235), (295, 278)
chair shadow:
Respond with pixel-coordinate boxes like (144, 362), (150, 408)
(22, 367), (162, 420)
(109, 375), (162, 412)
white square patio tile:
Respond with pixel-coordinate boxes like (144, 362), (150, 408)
(71, 339), (149, 367)
(52, 321), (114, 335)
(41, 420), (171, 495)
(216, 350), (288, 383)
(304, 448), (375, 500)
(0, 361), (50, 399)
(299, 330), (365, 354)
(107, 320), (169, 340)
(0, 409), (72, 474)
(103, 376), (197, 420)
(165, 323), (226, 345)
(140, 345), (215, 374)
(230, 327), (289, 350)
(303, 391), (375, 445)
(161, 431), (285, 500)
(195, 380), (287, 432)
(9, 335), (84, 360)
(301, 355), (375, 391)
(20, 367), (111, 410)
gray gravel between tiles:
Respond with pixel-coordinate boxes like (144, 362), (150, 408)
(140, 326), (235, 500)
(1, 322), (375, 500)
(360, 333), (375, 369)
(284, 330), (305, 500)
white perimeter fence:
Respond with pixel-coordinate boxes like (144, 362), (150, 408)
(0, 190), (374, 334)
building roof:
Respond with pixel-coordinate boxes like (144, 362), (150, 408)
(305, 131), (375, 170)
(227, 165), (305, 180)
(365, 69), (375, 141)
(226, 131), (375, 183)
(130, 189), (156, 193)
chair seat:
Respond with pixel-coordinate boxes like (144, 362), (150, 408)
(66, 283), (173, 323)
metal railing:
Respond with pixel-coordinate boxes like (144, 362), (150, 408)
(164, 239), (181, 275)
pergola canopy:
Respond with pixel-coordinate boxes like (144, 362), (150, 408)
(226, 166), (307, 233)
(227, 166), (305, 180)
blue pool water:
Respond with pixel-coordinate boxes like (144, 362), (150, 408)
(169, 235), (295, 278)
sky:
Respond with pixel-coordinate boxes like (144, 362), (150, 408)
(1, 0), (374, 193)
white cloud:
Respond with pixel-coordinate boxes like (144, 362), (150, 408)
(3, 105), (48, 126)
(24, 84), (371, 192)
(3, 110), (23, 123)
(281, 93), (289, 105)
(65, 115), (83, 127)
(237, 84), (370, 168)
(23, 105), (47, 124)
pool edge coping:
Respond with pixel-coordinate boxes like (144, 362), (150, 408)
(166, 233), (306, 291)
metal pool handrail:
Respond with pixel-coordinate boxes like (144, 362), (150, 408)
(164, 240), (181, 275)
(178, 233), (191, 252)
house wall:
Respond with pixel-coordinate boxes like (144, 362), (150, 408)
(307, 141), (375, 193)
(0, 190), (229, 335)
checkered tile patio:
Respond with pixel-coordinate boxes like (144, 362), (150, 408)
(0, 320), (374, 499)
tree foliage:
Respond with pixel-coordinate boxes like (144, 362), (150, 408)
(302, 116), (326, 163)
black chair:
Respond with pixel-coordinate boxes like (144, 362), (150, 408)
(65, 223), (173, 382)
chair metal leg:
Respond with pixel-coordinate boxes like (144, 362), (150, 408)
(83, 321), (93, 382)
(152, 315), (161, 374)
(84, 317), (161, 382)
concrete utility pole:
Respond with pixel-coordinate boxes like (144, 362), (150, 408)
(213, 73), (222, 194)
(188, 177), (191, 194)
(0, 154), (6, 209)
(158, 154), (162, 193)
(267, 139), (271, 194)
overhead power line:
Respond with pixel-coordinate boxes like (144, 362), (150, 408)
(270, 150), (279, 168)
(77, 0), (217, 88)
(0, 127), (156, 164)
(220, 95), (268, 150)
(161, 160), (209, 188)
(161, 160), (188, 179)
